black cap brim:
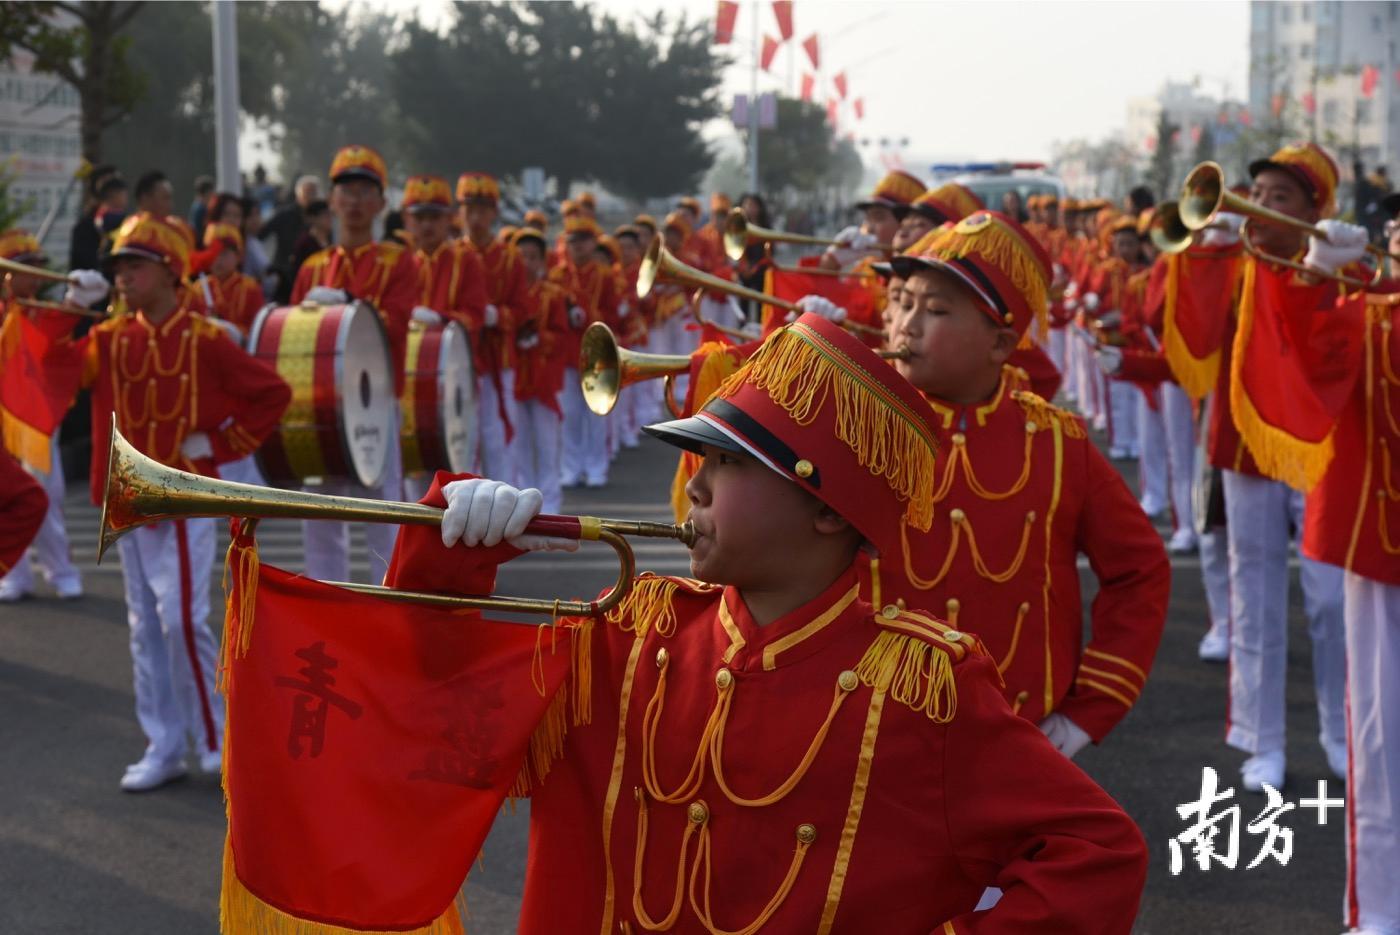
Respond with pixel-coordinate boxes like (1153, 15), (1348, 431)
(642, 415), (745, 456)
(1381, 192), (1400, 218)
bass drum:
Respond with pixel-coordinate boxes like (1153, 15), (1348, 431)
(401, 318), (477, 475)
(247, 301), (393, 488)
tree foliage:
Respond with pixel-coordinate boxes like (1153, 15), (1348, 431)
(1146, 109), (1180, 202)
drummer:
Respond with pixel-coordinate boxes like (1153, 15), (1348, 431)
(291, 145), (418, 586)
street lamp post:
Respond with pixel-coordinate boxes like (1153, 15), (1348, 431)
(212, 0), (241, 193)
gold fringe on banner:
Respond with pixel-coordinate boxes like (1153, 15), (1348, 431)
(715, 322), (938, 531)
(0, 409), (52, 472)
(218, 524), (261, 694)
(1161, 253), (1222, 401)
(219, 837), (466, 935)
(510, 618), (595, 798)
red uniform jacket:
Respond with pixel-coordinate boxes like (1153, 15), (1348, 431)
(548, 258), (621, 375)
(291, 240), (418, 396)
(513, 277), (569, 412)
(205, 271), (266, 332)
(412, 241), (491, 363)
(80, 301), (291, 504)
(866, 370), (1170, 741)
(462, 236), (531, 375)
(0, 449), (46, 574)
(386, 476), (1149, 935)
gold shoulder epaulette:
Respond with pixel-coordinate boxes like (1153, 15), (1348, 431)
(605, 572), (720, 638)
(855, 605), (986, 722)
(1012, 389), (1086, 439)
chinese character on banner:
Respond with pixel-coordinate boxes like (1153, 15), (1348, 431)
(802, 33), (820, 70)
(715, 0), (739, 44)
(772, 0), (794, 41)
(833, 71), (848, 100)
(761, 35), (780, 72)
(1362, 64), (1380, 98)
(273, 640), (364, 760)
(800, 72), (815, 102)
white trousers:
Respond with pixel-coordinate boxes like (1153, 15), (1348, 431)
(1047, 328), (1067, 388)
(517, 399), (563, 514)
(1343, 573), (1400, 934)
(116, 518), (223, 764)
(560, 366), (609, 485)
(656, 312), (699, 404)
(302, 406), (402, 586)
(1199, 529), (1231, 633)
(1222, 471), (1346, 757)
(1108, 380), (1138, 453)
(1, 435), (80, 594)
(477, 369), (521, 487)
(1137, 389), (1168, 510)
(218, 453), (265, 487)
(1161, 383), (1197, 537)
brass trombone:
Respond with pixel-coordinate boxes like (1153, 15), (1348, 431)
(579, 322), (688, 418)
(0, 255), (74, 285)
(1177, 161), (1382, 287)
(99, 421), (695, 617)
(722, 208), (892, 262)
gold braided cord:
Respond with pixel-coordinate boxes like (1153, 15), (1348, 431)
(853, 630), (957, 722)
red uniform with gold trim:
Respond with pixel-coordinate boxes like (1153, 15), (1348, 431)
(291, 241), (418, 396)
(513, 275), (569, 411)
(462, 237), (530, 374)
(548, 256), (621, 374)
(205, 270), (266, 332)
(412, 241), (491, 338)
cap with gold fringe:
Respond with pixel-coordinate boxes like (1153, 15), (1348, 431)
(855, 170), (926, 215)
(512, 226), (547, 251)
(523, 208), (548, 230)
(595, 235), (620, 264)
(577, 191), (597, 212)
(203, 222), (244, 256)
(564, 215), (602, 240)
(329, 145), (387, 190)
(710, 192), (732, 214)
(676, 196), (702, 217)
(0, 229), (46, 264)
(1248, 141), (1339, 216)
(890, 210), (1051, 339)
(402, 175), (453, 214)
(455, 172), (501, 205)
(643, 311), (940, 557)
(663, 210), (692, 240)
(105, 213), (191, 280)
(634, 213), (658, 234)
(909, 183), (983, 226)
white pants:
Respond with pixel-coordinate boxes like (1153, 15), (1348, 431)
(1137, 389), (1168, 510)
(517, 399), (563, 514)
(657, 312), (699, 404)
(1108, 379), (1138, 454)
(1161, 383), (1197, 537)
(1344, 573), (1400, 934)
(1047, 328), (1067, 388)
(218, 453), (265, 487)
(302, 406), (402, 586)
(1222, 471), (1346, 757)
(1, 435), (80, 595)
(117, 519), (223, 764)
(1199, 529), (1231, 634)
(560, 366), (609, 485)
(477, 369), (521, 487)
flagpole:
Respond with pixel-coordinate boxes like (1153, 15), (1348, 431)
(212, 0), (242, 192)
(748, 0), (760, 191)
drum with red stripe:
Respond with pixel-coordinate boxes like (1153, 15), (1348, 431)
(401, 319), (477, 475)
(247, 301), (393, 487)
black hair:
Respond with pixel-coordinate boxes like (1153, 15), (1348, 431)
(208, 192), (243, 224)
(1127, 185), (1155, 214)
(96, 175), (128, 199)
(194, 175), (215, 194)
(739, 191), (771, 228)
(134, 170), (168, 202)
(304, 199), (330, 218)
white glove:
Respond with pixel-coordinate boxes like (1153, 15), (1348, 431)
(484, 304), (500, 328)
(64, 269), (109, 307)
(1039, 712), (1092, 759)
(1052, 263), (1067, 288)
(617, 301), (631, 319)
(1094, 346), (1124, 376)
(1082, 292), (1101, 313)
(740, 321), (763, 339)
(824, 227), (879, 267)
(1097, 309), (1122, 329)
(516, 332), (541, 350)
(411, 306), (442, 325)
(568, 305), (587, 328)
(304, 286), (349, 305)
(1201, 212), (1245, 248)
(1304, 219), (1370, 274)
(180, 432), (213, 461)
(788, 294), (848, 325)
(439, 478), (578, 552)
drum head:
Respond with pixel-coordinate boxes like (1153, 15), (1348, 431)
(437, 321), (478, 473)
(338, 302), (393, 487)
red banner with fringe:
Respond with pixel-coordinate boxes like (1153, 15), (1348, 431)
(760, 265), (878, 338)
(219, 532), (576, 934)
(0, 309), (83, 472)
(1160, 248), (1242, 400)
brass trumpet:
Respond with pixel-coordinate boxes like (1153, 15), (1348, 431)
(0, 255), (74, 285)
(579, 322), (688, 418)
(1177, 161), (1382, 287)
(99, 421), (695, 617)
(722, 208), (893, 262)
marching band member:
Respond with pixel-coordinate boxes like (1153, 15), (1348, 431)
(550, 214), (620, 488)
(0, 230), (83, 602)
(614, 224), (655, 435)
(198, 222), (266, 334)
(1087, 216), (1146, 462)
(0, 448), (47, 580)
(402, 174), (492, 500)
(458, 171), (530, 488)
(78, 215), (290, 790)
(695, 191), (731, 262)
(510, 227), (568, 513)
(291, 145), (418, 586)
(1160, 142), (1348, 791)
(677, 194), (744, 335)
(385, 310), (1148, 934)
(882, 211), (1170, 755)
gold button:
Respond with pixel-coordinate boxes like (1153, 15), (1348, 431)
(946, 598), (960, 614)
(1019, 601), (1031, 614)
(715, 668), (733, 690)
(655, 647), (669, 668)
(794, 459), (814, 478)
(943, 629), (963, 641)
(837, 670), (858, 692)
(881, 604), (899, 619)
(950, 508), (965, 523)
(795, 823), (818, 844)
(687, 801), (709, 825)
(633, 786), (642, 802)
(896, 597), (906, 610)
(1025, 420), (1037, 434)
(1015, 690), (1030, 706)
(951, 432), (966, 446)
(1025, 510), (1037, 523)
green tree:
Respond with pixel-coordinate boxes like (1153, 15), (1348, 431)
(756, 98), (841, 194)
(1191, 125), (1216, 167)
(1146, 109), (1179, 202)
(0, 1), (148, 162)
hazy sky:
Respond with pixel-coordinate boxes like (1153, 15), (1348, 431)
(593, 0), (1252, 167)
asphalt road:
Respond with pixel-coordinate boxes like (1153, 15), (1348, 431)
(0, 432), (1349, 934)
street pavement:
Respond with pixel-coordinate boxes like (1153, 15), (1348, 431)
(0, 430), (1348, 934)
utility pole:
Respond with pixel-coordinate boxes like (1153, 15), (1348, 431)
(212, 0), (241, 192)
(747, 1), (760, 191)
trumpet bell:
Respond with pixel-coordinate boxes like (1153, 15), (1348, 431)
(1179, 161), (1228, 232)
(638, 238), (800, 314)
(1148, 202), (1194, 255)
(579, 322), (689, 416)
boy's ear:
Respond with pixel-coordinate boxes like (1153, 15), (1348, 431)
(989, 326), (1018, 365)
(813, 505), (853, 536)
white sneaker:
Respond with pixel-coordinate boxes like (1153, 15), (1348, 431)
(1138, 495), (1167, 516)
(0, 584), (31, 603)
(1198, 625), (1230, 662)
(1167, 528), (1198, 554)
(198, 749), (223, 775)
(120, 755), (187, 792)
(1323, 738), (1348, 781)
(53, 578), (83, 600)
(1109, 446), (1133, 460)
(1241, 751), (1285, 793)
